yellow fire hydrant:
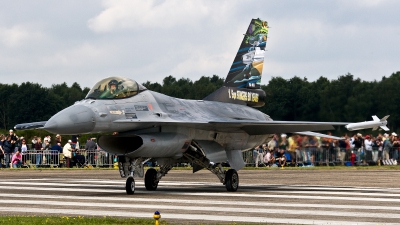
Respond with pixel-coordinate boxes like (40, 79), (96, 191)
(153, 211), (161, 225)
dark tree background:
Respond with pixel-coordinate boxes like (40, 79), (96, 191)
(1, 72), (399, 134)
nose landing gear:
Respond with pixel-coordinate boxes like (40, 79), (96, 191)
(225, 169), (239, 192)
(125, 176), (135, 195)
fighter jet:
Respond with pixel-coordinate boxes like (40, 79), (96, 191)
(16, 18), (354, 194)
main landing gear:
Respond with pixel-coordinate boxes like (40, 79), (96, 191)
(118, 156), (173, 195)
(183, 144), (240, 192)
(143, 161), (174, 191)
(119, 146), (240, 194)
(144, 168), (158, 191)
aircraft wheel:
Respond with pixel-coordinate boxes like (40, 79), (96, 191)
(145, 168), (159, 191)
(225, 169), (239, 192)
(126, 176), (135, 195)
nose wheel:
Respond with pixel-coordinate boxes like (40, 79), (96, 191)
(126, 177), (135, 195)
(225, 169), (239, 192)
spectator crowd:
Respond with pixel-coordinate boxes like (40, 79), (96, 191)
(2, 129), (400, 169)
(252, 132), (400, 167)
(0, 130), (100, 168)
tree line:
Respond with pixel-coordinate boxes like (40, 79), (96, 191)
(0, 82), (89, 131)
(1, 72), (399, 135)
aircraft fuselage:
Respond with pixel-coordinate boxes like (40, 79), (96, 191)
(44, 90), (271, 158)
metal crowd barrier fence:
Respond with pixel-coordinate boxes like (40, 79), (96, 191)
(2, 147), (399, 168)
(0, 150), (118, 168)
(78, 150), (117, 168)
(22, 150), (60, 168)
(243, 147), (400, 167)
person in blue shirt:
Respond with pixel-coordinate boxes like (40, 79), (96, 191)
(3, 135), (13, 168)
(51, 142), (63, 167)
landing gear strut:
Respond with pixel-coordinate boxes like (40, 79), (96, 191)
(144, 160), (174, 191)
(183, 143), (240, 192)
(118, 156), (174, 194)
(118, 157), (147, 195)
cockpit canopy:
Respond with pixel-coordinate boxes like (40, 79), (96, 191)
(85, 77), (147, 100)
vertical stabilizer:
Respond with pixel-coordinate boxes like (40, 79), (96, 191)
(204, 18), (268, 107)
(225, 18), (268, 89)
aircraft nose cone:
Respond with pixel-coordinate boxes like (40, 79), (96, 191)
(44, 105), (95, 134)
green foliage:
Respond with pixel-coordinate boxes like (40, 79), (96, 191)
(0, 82), (88, 130)
(143, 75), (223, 100)
(259, 72), (400, 134)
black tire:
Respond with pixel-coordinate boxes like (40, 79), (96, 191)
(225, 169), (239, 192)
(145, 168), (159, 191)
(126, 176), (135, 195)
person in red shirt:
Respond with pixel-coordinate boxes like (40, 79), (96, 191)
(11, 150), (22, 168)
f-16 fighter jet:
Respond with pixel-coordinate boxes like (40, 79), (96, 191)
(16, 18), (361, 194)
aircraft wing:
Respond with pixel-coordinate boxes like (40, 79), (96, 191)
(114, 119), (349, 135)
(210, 120), (349, 135)
(14, 121), (47, 130)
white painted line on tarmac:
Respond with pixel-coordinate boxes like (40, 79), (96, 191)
(3, 178), (400, 193)
(259, 189), (400, 197)
(1, 199), (400, 219)
(158, 191), (400, 203)
(1, 185), (400, 203)
(4, 179), (400, 198)
(0, 193), (400, 211)
(266, 185), (400, 193)
(0, 185), (121, 193)
(0, 181), (122, 188)
(0, 206), (396, 225)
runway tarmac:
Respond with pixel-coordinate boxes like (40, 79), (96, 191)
(1, 169), (400, 224)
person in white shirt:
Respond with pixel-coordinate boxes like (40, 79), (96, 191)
(263, 149), (275, 167)
(364, 135), (373, 163)
(63, 140), (73, 168)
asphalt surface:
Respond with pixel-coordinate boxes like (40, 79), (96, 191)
(0, 168), (400, 224)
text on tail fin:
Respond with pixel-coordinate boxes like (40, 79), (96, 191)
(224, 18), (268, 89)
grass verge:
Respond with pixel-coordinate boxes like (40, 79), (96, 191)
(0, 216), (277, 225)
(0, 216), (159, 225)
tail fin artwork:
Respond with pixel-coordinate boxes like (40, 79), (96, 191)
(225, 18), (268, 89)
(204, 18), (268, 107)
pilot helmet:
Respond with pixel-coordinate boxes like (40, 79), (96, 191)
(108, 79), (119, 89)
